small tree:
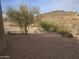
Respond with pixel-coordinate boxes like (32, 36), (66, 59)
(6, 5), (34, 33)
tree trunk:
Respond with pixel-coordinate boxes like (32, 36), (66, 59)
(24, 28), (28, 34)
(22, 25), (28, 34)
(0, 0), (6, 53)
(0, 0), (4, 39)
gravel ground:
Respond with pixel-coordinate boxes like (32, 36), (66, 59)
(0, 33), (79, 59)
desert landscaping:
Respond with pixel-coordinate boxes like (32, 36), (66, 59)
(1, 0), (79, 59)
(0, 10), (79, 59)
(3, 10), (79, 39)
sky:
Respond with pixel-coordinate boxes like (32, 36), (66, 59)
(1, 0), (79, 13)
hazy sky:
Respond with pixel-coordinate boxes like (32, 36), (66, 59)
(1, 0), (79, 13)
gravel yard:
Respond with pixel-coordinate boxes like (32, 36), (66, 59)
(0, 33), (79, 59)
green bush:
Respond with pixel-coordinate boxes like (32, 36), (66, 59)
(54, 23), (73, 38)
(51, 22), (60, 32)
(39, 21), (53, 32)
(39, 21), (73, 38)
(50, 22), (71, 37)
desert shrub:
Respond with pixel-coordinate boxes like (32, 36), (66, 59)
(39, 21), (53, 32)
(55, 23), (73, 38)
(6, 5), (40, 34)
(51, 22), (60, 32)
(39, 21), (73, 38)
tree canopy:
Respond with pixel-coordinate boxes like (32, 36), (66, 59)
(6, 5), (35, 33)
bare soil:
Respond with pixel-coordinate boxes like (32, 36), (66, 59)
(0, 33), (79, 59)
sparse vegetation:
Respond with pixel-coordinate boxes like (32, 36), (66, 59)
(6, 5), (34, 34)
(4, 9), (77, 38)
(39, 21), (53, 32)
(39, 21), (73, 38)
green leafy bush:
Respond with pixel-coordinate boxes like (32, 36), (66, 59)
(39, 21), (73, 38)
(53, 23), (73, 38)
(39, 21), (53, 32)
